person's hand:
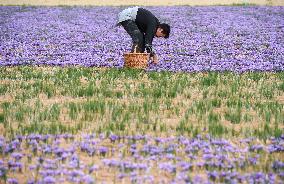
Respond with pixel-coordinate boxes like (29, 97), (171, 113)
(150, 54), (158, 64)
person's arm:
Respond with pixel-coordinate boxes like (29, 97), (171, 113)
(151, 54), (158, 64)
(144, 20), (158, 57)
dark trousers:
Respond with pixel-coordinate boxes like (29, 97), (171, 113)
(120, 20), (145, 53)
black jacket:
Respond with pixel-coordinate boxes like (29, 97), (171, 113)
(135, 8), (160, 49)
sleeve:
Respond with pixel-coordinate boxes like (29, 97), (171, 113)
(145, 44), (155, 57)
(145, 20), (158, 57)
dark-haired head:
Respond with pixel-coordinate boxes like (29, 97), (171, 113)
(156, 23), (170, 38)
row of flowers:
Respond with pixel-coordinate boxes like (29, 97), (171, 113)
(1, 133), (283, 183)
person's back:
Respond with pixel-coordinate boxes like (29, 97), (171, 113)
(135, 8), (160, 34)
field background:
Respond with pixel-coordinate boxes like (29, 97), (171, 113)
(0, 0), (284, 6)
(0, 1), (283, 183)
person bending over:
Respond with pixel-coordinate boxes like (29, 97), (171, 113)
(117, 7), (170, 64)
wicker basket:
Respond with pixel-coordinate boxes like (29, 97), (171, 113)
(123, 46), (150, 69)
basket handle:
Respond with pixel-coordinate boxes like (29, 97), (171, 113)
(134, 45), (138, 53)
(133, 45), (150, 60)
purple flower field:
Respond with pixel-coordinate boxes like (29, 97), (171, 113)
(1, 134), (284, 183)
(0, 6), (283, 72)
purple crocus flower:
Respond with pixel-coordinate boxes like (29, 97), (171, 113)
(99, 133), (106, 140)
(0, 166), (7, 177)
(53, 147), (64, 157)
(89, 164), (99, 173)
(43, 145), (52, 154)
(267, 143), (284, 153)
(178, 162), (193, 171)
(7, 178), (18, 184)
(109, 134), (119, 142)
(203, 153), (214, 160)
(11, 152), (23, 161)
(98, 146), (108, 156)
(248, 155), (260, 165)
(249, 144), (264, 152)
(27, 179), (36, 184)
(159, 162), (176, 173)
(42, 176), (56, 184)
(272, 161), (284, 170)
(207, 171), (219, 181)
(7, 160), (23, 172)
(80, 175), (95, 184)
(279, 172), (284, 179)
(118, 173), (128, 179)
(62, 133), (74, 140)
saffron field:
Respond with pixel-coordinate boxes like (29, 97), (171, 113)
(0, 5), (283, 184)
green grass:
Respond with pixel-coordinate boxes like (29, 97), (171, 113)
(0, 66), (283, 139)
